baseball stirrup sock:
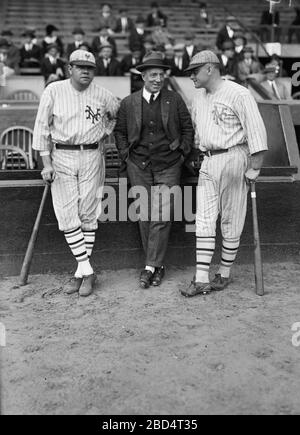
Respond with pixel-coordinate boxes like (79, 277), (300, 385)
(196, 237), (216, 283)
(83, 230), (96, 258)
(64, 228), (93, 277)
(219, 238), (240, 278)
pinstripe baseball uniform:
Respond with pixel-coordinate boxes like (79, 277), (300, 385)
(191, 79), (268, 281)
(32, 78), (119, 232)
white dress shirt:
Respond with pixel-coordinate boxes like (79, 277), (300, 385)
(143, 87), (160, 104)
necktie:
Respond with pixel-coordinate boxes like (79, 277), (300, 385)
(150, 94), (155, 104)
(271, 81), (281, 100)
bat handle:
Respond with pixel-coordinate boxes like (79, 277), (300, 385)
(250, 181), (264, 296)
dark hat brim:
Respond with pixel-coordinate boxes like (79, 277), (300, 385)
(136, 62), (170, 72)
(70, 60), (96, 68)
(184, 61), (219, 72)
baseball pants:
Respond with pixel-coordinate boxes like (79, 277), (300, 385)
(51, 148), (105, 232)
(196, 145), (249, 239)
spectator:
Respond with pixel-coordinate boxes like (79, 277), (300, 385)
(78, 42), (91, 52)
(93, 3), (117, 34)
(146, 2), (168, 28)
(164, 43), (186, 76)
(20, 30), (42, 69)
(95, 43), (122, 76)
(151, 23), (174, 50)
(288, 7), (300, 43)
(92, 27), (117, 58)
(236, 46), (262, 87)
(218, 40), (236, 80)
(193, 2), (215, 28)
(260, 63), (290, 99)
(129, 15), (148, 54)
(233, 32), (247, 59)
(114, 8), (135, 33)
(260, 7), (280, 42)
(0, 38), (16, 79)
(66, 27), (87, 58)
(183, 32), (199, 70)
(144, 35), (155, 54)
(42, 25), (64, 57)
(0, 30), (20, 73)
(216, 16), (236, 50)
(120, 46), (144, 92)
(269, 53), (287, 77)
(40, 43), (66, 86)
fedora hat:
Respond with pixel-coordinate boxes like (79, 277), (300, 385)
(136, 51), (169, 72)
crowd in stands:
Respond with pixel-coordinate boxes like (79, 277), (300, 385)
(0, 1), (298, 95)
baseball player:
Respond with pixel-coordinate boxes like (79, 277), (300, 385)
(181, 50), (268, 297)
(32, 49), (119, 297)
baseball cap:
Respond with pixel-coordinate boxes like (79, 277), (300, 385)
(185, 50), (220, 72)
(69, 49), (96, 67)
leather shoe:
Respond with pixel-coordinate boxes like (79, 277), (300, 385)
(64, 277), (83, 295)
(181, 279), (211, 297)
(210, 274), (230, 291)
(152, 266), (165, 286)
(79, 273), (97, 297)
(140, 269), (153, 289)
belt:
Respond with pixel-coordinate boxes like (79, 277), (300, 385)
(54, 142), (99, 150)
(203, 149), (228, 157)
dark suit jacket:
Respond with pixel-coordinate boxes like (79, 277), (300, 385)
(120, 54), (142, 74)
(182, 46), (198, 70)
(261, 10), (280, 25)
(164, 58), (186, 77)
(217, 54), (236, 77)
(20, 44), (42, 67)
(146, 11), (168, 27)
(216, 26), (234, 50)
(42, 37), (64, 56)
(40, 57), (66, 81)
(91, 36), (117, 57)
(95, 58), (123, 76)
(114, 89), (194, 171)
(114, 17), (135, 33)
(128, 28), (148, 54)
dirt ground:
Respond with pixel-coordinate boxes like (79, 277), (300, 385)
(1, 261), (300, 415)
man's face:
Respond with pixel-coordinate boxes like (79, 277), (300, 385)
(224, 48), (234, 58)
(69, 64), (95, 87)
(101, 47), (112, 59)
(266, 71), (276, 81)
(244, 51), (252, 60)
(142, 68), (165, 93)
(190, 64), (210, 88)
(74, 33), (83, 42)
(24, 36), (32, 44)
(48, 47), (58, 57)
(102, 5), (111, 15)
(185, 38), (194, 46)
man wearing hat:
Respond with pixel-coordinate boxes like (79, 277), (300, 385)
(182, 32), (199, 71)
(181, 50), (268, 297)
(114, 51), (194, 289)
(20, 29), (42, 68)
(236, 46), (262, 87)
(216, 16), (236, 51)
(40, 43), (66, 85)
(91, 27), (117, 58)
(0, 30), (20, 73)
(218, 40), (236, 80)
(95, 43), (122, 76)
(129, 15), (148, 55)
(67, 27), (87, 58)
(42, 24), (64, 57)
(32, 49), (119, 297)
(0, 38), (17, 78)
(260, 63), (290, 100)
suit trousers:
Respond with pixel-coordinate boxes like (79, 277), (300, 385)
(127, 157), (183, 267)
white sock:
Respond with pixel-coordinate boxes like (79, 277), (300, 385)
(80, 259), (94, 277)
(145, 265), (155, 274)
(75, 263), (82, 279)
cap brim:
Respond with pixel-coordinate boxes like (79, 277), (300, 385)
(70, 61), (96, 68)
(136, 63), (170, 72)
(185, 62), (219, 72)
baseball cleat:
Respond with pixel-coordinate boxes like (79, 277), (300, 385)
(79, 273), (97, 297)
(210, 274), (231, 291)
(152, 266), (165, 287)
(139, 270), (153, 289)
(64, 277), (83, 295)
(181, 279), (211, 297)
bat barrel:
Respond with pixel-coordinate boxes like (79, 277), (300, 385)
(19, 184), (49, 286)
(250, 181), (264, 296)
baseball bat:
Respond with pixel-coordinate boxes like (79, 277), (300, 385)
(250, 181), (264, 296)
(19, 184), (49, 286)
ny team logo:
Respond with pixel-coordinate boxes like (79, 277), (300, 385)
(85, 105), (102, 125)
(212, 104), (232, 126)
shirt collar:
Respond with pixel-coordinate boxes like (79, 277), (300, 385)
(143, 87), (160, 103)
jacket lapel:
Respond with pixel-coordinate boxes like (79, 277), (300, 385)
(133, 90), (143, 134)
(161, 90), (170, 135)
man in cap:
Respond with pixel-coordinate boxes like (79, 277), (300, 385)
(181, 50), (268, 297)
(67, 27), (87, 58)
(92, 27), (117, 58)
(20, 29), (42, 68)
(0, 30), (20, 73)
(95, 43), (122, 76)
(114, 51), (194, 289)
(260, 63), (291, 100)
(218, 40), (236, 80)
(32, 49), (119, 297)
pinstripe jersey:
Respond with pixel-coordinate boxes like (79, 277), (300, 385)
(32, 79), (119, 152)
(191, 80), (268, 155)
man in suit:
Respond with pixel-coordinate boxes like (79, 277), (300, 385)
(260, 7), (280, 42)
(121, 47), (144, 92)
(40, 43), (66, 85)
(164, 43), (186, 77)
(129, 15), (148, 55)
(217, 40), (236, 80)
(0, 30), (20, 73)
(182, 32), (199, 71)
(92, 27), (117, 58)
(114, 8), (135, 33)
(93, 3), (117, 35)
(95, 43), (122, 76)
(114, 51), (194, 289)
(146, 2), (168, 28)
(193, 2), (215, 28)
(20, 30), (42, 69)
(67, 27), (87, 58)
(235, 46), (262, 87)
(260, 63), (290, 100)
(216, 16), (236, 50)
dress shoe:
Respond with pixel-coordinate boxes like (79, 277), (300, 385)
(79, 273), (97, 297)
(139, 269), (153, 289)
(152, 266), (165, 286)
(64, 277), (83, 295)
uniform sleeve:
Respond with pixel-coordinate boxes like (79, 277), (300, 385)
(190, 97), (201, 149)
(103, 90), (120, 136)
(32, 86), (54, 152)
(235, 92), (268, 155)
